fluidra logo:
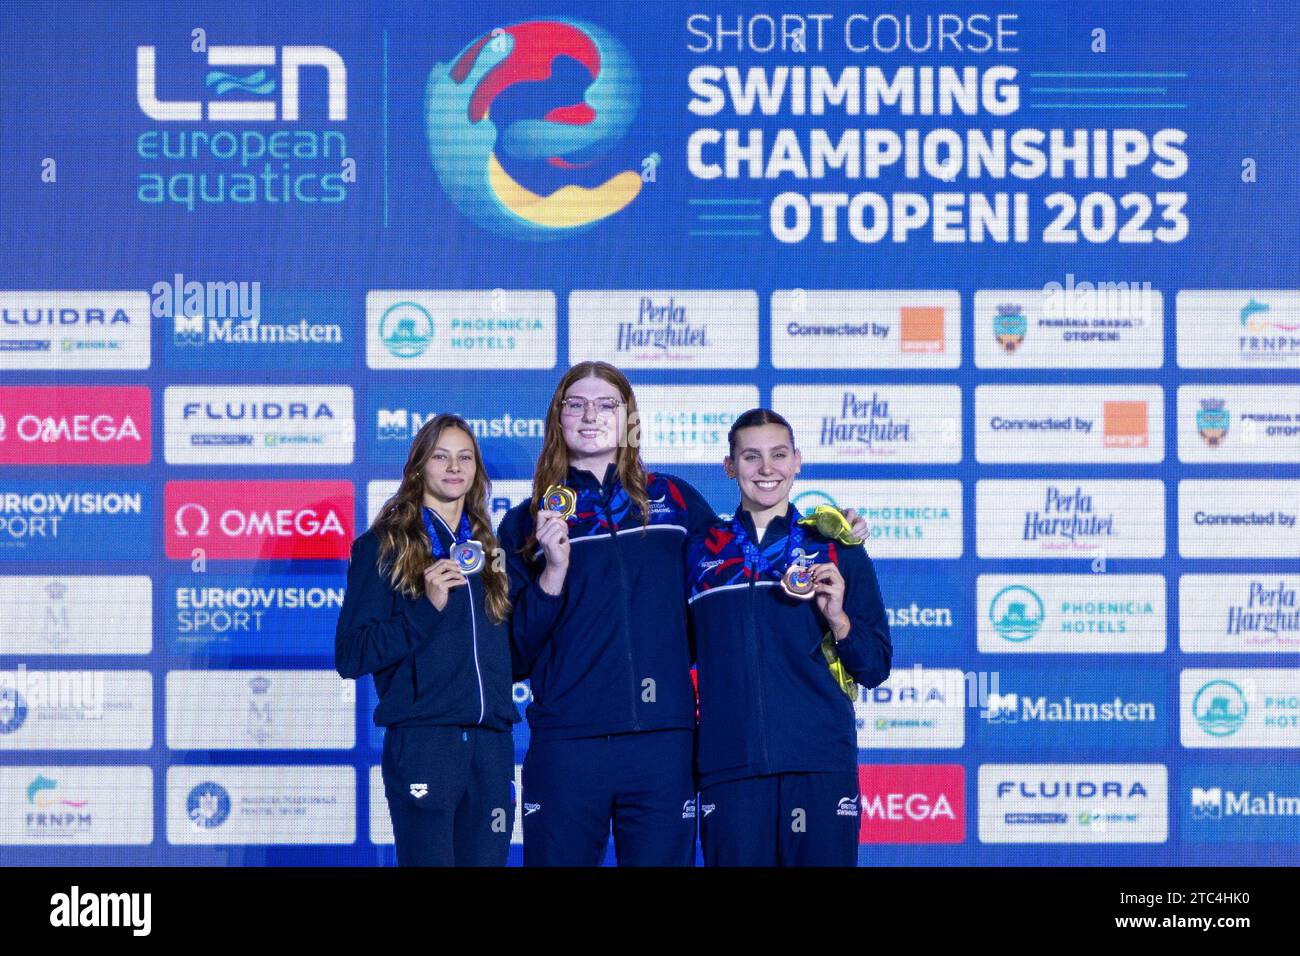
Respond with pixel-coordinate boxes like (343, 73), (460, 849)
(50, 885), (151, 936)
(152, 273), (266, 346)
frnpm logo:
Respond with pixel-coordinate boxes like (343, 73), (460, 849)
(164, 481), (353, 560)
(978, 764), (1168, 843)
(858, 765), (965, 843)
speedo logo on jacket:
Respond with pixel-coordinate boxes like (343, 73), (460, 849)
(499, 462), (717, 741)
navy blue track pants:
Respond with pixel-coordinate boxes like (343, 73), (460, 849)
(699, 771), (860, 867)
(521, 728), (696, 866)
(381, 724), (515, 867)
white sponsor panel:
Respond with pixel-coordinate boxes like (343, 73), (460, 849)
(569, 290), (757, 369)
(976, 480), (1165, 559)
(1177, 290), (1300, 368)
(974, 385), (1163, 463)
(367, 480), (532, 531)
(1180, 669), (1300, 748)
(635, 385), (759, 464)
(366, 291), (556, 370)
(772, 385), (961, 464)
(974, 288), (1163, 368)
(166, 765), (355, 845)
(790, 480), (962, 559)
(165, 670), (354, 750)
(0, 765), (153, 845)
(978, 764), (1168, 844)
(1178, 480), (1300, 558)
(0, 576), (151, 654)
(164, 385), (354, 465)
(1179, 575), (1300, 653)
(1177, 385), (1300, 463)
(771, 290), (960, 369)
(0, 670), (152, 750)
(977, 575), (1166, 653)
(855, 667), (966, 748)
(0, 292), (151, 370)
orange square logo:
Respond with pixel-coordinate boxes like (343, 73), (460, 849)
(1103, 400), (1148, 448)
(900, 307), (945, 352)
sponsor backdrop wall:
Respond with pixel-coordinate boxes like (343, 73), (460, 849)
(0, 0), (1297, 865)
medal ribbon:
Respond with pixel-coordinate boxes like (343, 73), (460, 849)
(729, 504), (806, 581)
(422, 507), (473, 559)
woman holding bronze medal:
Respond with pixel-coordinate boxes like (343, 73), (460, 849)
(498, 364), (871, 866)
(685, 408), (892, 866)
(335, 414), (518, 866)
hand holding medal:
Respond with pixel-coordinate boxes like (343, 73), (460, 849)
(536, 485), (572, 580)
(422, 559), (468, 612)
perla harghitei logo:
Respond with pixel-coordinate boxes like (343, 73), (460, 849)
(425, 19), (645, 240)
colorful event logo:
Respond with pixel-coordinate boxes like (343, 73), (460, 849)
(425, 20), (643, 240)
(1196, 398), (1230, 446)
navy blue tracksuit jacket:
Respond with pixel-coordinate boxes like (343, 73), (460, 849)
(497, 462), (716, 865)
(335, 526), (517, 731)
(498, 462), (717, 739)
(685, 503), (892, 790)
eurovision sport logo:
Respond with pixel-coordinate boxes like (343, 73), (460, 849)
(425, 19), (645, 240)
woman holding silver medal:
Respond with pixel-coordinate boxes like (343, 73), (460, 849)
(685, 408), (892, 866)
(335, 413), (518, 866)
(498, 363), (871, 866)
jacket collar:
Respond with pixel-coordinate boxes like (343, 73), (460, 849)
(567, 460), (618, 494)
(733, 500), (799, 544)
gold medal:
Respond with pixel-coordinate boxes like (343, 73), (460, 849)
(798, 505), (861, 545)
(541, 484), (577, 520)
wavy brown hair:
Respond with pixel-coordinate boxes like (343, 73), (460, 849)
(370, 414), (510, 625)
(522, 361), (650, 553)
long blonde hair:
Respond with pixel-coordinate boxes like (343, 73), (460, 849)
(370, 414), (510, 624)
(522, 361), (650, 553)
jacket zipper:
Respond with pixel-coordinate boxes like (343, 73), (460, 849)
(432, 510), (485, 724)
(605, 498), (639, 731)
(747, 571), (770, 771)
(468, 572), (484, 725)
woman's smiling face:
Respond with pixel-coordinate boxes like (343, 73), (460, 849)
(726, 422), (801, 511)
(420, 426), (476, 503)
(558, 375), (626, 460)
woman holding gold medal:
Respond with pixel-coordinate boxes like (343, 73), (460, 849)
(685, 409), (892, 866)
(335, 414), (518, 866)
(498, 363), (871, 866)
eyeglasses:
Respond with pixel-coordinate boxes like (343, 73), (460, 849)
(558, 397), (624, 416)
